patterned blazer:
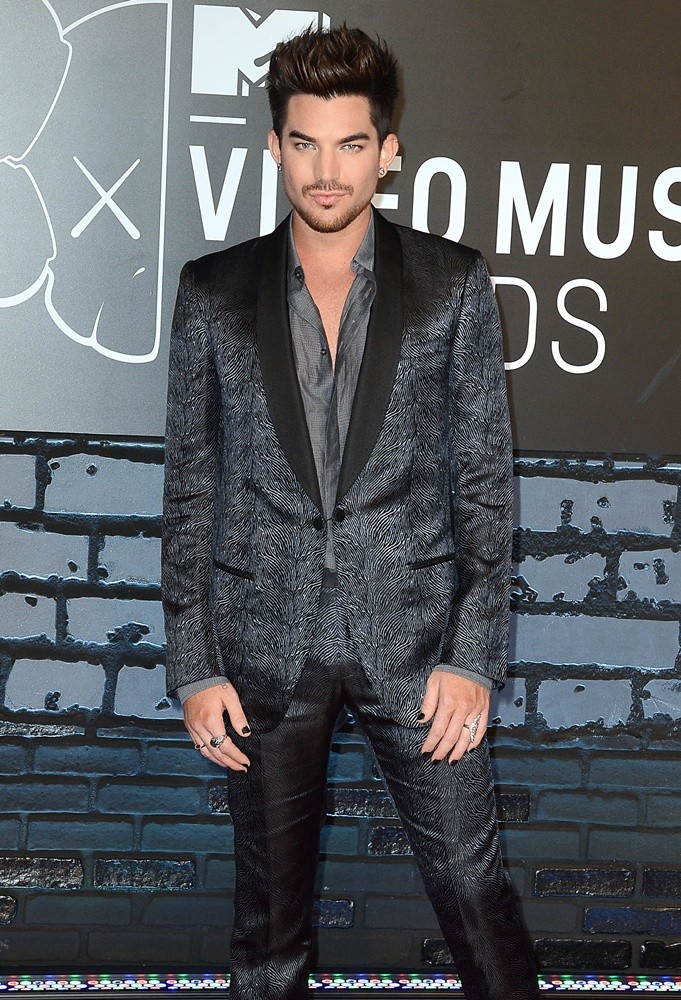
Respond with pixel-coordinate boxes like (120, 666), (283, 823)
(162, 209), (513, 730)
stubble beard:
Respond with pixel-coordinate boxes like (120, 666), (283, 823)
(293, 183), (373, 234)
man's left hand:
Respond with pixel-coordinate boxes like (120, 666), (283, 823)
(419, 670), (490, 763)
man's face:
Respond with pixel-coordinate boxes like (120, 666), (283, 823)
(268, 93), (398, 235)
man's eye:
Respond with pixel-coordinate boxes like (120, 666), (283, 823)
(343, 144), (362, 152)
(294, 142), (314, 150)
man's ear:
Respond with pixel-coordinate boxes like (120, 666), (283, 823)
(379, 133), (399, 173)
(267, 129), (281, 165)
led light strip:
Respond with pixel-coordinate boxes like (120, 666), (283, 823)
(0, 975), (680, 993)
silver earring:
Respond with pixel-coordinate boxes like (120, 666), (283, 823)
(378, 166), (386, 177)
(277, 162), (282, 171)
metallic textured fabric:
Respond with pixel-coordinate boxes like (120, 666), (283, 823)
(162, 210), (513, 731)
(226, 588), (539, 1000)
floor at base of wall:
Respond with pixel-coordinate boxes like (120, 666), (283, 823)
(0, 972), (680, 995)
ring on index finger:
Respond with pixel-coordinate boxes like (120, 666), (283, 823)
(209, 735), (226, 749)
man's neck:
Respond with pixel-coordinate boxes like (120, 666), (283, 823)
(292, 207), (371, 274)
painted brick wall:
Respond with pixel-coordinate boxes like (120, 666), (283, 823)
(0, 435), (679, 972)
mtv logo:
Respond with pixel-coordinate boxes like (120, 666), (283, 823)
(191, 6), (330, 97)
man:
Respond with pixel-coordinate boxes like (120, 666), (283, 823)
(162, 25), (539, 1000)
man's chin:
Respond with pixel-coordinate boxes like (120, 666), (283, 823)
(295, 200), (371, 234)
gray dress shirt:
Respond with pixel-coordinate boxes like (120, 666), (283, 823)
(176, 215), (490, 702)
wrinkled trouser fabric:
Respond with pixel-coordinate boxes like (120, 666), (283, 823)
(226, 586), (539, 1000)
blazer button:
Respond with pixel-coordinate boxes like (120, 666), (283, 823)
(333, 507), (346, 522)
(313, 515), (325, 530)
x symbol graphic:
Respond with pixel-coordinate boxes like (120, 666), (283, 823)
(71, 156), (141, 239)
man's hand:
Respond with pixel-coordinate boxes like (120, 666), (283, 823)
(183, 682), (251, 771)
(419, 671), (490, 763)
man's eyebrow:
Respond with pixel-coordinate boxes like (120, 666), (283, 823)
(287, 130), (372, 143)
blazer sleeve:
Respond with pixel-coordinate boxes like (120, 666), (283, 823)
(438, 250), (513, 688)
(162, 262), (223, 698)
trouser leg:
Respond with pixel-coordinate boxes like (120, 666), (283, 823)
(227, 653), (342, 1000)
(348, 678), (539, 1000)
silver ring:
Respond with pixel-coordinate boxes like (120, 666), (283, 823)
(209, 735), (226, 749)
(464, 714), (482, 743)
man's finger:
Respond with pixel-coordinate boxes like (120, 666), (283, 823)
(221, 681), (252, 737)
(417, 673), (440, 724)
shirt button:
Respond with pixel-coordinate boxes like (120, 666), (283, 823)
(313, 515), (325, 530)
(333, 507), (346, 523)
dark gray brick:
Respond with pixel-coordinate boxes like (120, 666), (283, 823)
(645, 795), (681, 825)
(204, 858), (236, 891)
(499, 827), (579, 860)
(422, 938), (454, 965)
(0, 894), (17, 924)
(319, 822), (359, 856)
(315, 859), (421, 895)
(313, 898), (353, 929)
(367, 826), (411, 856)
(143, 894), (232, 926)
(491, 752), (582, 787)
(534, 937), (631, 970)
(198, 930), (233, 964)
(96, 780), (202, 815)
(147, 744), (216, 777)
(519, 900), (578, 932)
(94, 858), (195, 889)
(365, 897), (438, 930)
(0, 779), (89, 813)
(327, 749), (367, 782)
(496, 792), (530, 823)
(620, 550), (681, 604)
(316, 928), (412, 966)
(590, 757), (681, 790)
(643, 869), (681, 898)
(588, 828), (679, 863)
(537, 791), (638, 825)
(640, 940), (681, 969)
(141, 820), (233, 853)
(0, 856), (83, 888)
(0, 745), (28, 774)
(209, 786), (230, 814)
(535, 868), (635, 897)
(34, 744), (141, 776)
(327, 787), (398, 819)
(0, 820), (22, 851)
(25, 894), (132, 925)
(584, 906), (681, 936)
(27, 818), (134, 851)
(0, 929), (81, 962)
(86, 930), (191, 963)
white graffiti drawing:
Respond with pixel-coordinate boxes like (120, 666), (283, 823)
(191, 6), (330, 97)
(0, 0), (171, 363)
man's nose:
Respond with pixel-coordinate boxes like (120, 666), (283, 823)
(315, 148), (339, 183)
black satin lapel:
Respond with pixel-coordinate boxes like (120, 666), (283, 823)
(336, 211), (404, 504)
(255, 218), (323, 514)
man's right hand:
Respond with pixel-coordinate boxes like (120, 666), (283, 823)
(183, 682), (251, 771)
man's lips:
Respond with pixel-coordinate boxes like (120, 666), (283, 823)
(308, 190), (346, 207)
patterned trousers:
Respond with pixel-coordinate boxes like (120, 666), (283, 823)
(225, 585), (539, 999)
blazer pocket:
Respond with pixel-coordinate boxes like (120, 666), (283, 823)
(213, 558), (255, 581)
(409, 551), (457, 570)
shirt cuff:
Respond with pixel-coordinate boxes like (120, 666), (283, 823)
(431, 664), (493, 690)
(176, 676), (227, 705)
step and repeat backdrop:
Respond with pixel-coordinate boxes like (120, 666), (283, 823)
(1, 0), (679, 454)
